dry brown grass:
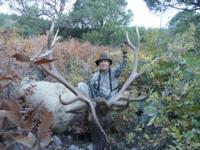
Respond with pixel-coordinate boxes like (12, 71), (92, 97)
(0, 29), (123, 86)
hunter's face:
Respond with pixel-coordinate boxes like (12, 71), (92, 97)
(99, 60), (110, 71)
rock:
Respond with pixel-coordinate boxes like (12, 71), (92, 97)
(53, 135), (63, 147)
(86, 143), (94, 150)
(12, 143), (27, 150)
(131, 147), (140, 150)
(68, 144), (80, 150)
(66, 135), (73, 144)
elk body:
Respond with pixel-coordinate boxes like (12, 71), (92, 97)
(17, 79), (86, 132)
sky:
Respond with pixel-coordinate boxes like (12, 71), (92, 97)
(0, 0), (178, 28)
(127, 0), (178, 28)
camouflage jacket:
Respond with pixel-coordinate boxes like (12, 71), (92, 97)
(90, 56), (127, 100)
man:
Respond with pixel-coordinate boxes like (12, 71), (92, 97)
(77, 44), (129, 149)
(78, 43), (128, 100)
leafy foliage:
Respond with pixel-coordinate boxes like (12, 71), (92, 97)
(2, 0), (72, 18)
(1, 0), (132, 45)
(0, 13), (50, 37)
(116, 20), (200, 149)
(168, 23), (196, 54)
(67, 0), (132, 29)
(144, 0), (200, 12)
(58, 0), (132, 45)
(169, 11), (200, 54)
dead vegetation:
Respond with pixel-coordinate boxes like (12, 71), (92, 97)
(0, 99), (53, 149)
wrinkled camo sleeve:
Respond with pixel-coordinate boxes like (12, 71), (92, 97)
(90, 72), (98, 86)
(113, 55), (128, 78)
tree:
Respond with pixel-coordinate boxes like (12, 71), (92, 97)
(65, 0), (132, 45)
(143, 0), (200, 12)
(168, 23), (196, 54)
(169, 11), (200, 53)
(0, 13), (50, 37)
(17, 13), (50, 37)
(143, 1), (200, 53)
(68, 0), (132, 29)
(169, 11), (200, 33)
(1, 1), (63, 37)
(3, 0), (74, 18)
(0, 14), (17, 29)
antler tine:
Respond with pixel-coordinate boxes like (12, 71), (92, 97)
(51, 29), (61, 49)
(31, 48), (43, 61)
(32, 22), (60, 62)
(109, 95), (148, 110)
(126, 26), (140, 74)
(107, 26), (142, 107)
(40, 65), (79, 96)
(125, 31), (136, 50)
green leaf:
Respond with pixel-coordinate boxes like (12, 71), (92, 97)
(146, 116), (156, 126)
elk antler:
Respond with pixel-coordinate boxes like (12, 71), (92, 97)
(107, 27), (148, 109)
(33, 22), (109, 143)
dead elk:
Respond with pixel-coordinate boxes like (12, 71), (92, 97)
(15, 23), (148, 149)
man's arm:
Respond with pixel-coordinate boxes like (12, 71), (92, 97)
(113, 43), (128, 78)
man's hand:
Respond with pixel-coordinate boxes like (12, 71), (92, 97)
(121, 41), (129, 56)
